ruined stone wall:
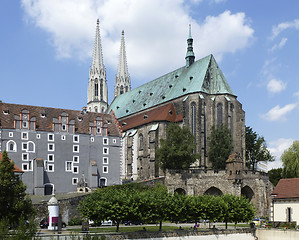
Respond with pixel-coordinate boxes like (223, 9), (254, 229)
(165, 169), (273, 217)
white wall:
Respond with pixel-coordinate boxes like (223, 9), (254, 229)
(273, 200), (299, 224)
(257, 228), (299, 240)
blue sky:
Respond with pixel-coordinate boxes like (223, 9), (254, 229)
(1, 0), (299, 170)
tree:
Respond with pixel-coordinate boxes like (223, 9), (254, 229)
(208, 124), (233, 170)
(79, 184), (143, 232)
(139, 184), (170, 231)
(156, 123), (199, 171)
(268, 168), (283, 186)
(0, 151), (35, 225)
(245, 126), (274, 170)
(281, 141), (299, 178)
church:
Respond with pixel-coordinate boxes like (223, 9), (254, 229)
(107, 25), (245, 181)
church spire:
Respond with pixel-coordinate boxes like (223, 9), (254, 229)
(114, 30), (131, 99)
(185, 24), (195, 68)
(87, 19), (108, 113)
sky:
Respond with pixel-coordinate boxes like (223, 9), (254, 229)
(1, 0), (299, 171)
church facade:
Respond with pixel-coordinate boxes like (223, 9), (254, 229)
(108, 26), (245, 181)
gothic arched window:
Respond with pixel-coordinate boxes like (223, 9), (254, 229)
(217, 103), (223, 125)
(94, 82), (98, 97)
(120, 85), (124, 95)
(100, 79), (103, 100)
(191, 102), (196, 138)
(139, 134), (144, 150)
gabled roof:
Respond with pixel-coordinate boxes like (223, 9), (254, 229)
(272, 178), (299, 199)
(0, 102), (121, 137)
(0, 152), (23, 173)
(119, 103), (183, 131)
(108, 54), (235, 119)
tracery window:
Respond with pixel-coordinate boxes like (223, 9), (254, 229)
(217, 103), (223, 125)
(139, 134), (144, 150)
(191, 102), (196, 138)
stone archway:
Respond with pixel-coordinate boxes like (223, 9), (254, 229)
(204, 187), (223, 196)
(174, 188), (186, 195)
(241, 185), (254, 202)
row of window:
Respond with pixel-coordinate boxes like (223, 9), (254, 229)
(7, 141), (110, 154)
(8, 132), (116, 144)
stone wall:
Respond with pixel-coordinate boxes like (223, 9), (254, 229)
(34, 194), (88, 223)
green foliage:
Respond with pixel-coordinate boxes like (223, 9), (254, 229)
(69, 216), (83, 226)
(268, 168), (283, 186)
(156, 123), (199, 171)
(245, 126), (274, 170)
(0, 217), (38, 240)
(0, 151), (35, 226)
(219, 195), (254, 229)
(79, 183), (255, 231)
(281, 141), (299, 178)
(208, 124), (233, 170)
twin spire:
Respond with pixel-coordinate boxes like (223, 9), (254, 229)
(87, 20), (195, 112)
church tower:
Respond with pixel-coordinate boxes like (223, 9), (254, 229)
(87, 19), (108, 113)
(185, 24), (195, 68)
(114, 30), (131, 99)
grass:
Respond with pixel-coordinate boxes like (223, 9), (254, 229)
(71, 225), (190, 233)
(218, 223), (250, 228)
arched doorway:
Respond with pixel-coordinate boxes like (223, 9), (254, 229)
(204, 187), (223, 196)
(241, 186), (254, 202)
(174, 188), (186, 195)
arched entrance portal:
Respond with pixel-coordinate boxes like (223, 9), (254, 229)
(241, 186), (254, 202)
(204, 187), (223, 196)
(174, 188), (186, 195)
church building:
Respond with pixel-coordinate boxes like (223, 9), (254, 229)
(108, 25), (245, 181)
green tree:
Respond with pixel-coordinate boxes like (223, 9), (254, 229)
(208, 124), (233, 170)
(156, 123), (199, 171)
(245, 126), (274, 170)
(167, 193), (189, 224)
(219, 194), (254, 229)
(0, 151), (35, 225)
(268, 168), (283, 186)
(139, 184), (170, 231)
(79, 184), (143, 232)
(281, 141), (299, 178)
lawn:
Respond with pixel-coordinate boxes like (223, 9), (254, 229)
(71, 225), (190, 233)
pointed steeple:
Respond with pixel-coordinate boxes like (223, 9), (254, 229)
(185, 24), (195, 68)
(87, 19), (108, 113)
(114, 30), (131, 98)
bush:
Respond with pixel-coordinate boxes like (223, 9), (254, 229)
(69, 217), (83, 226)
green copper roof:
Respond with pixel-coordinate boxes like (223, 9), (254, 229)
(108, 54), (235, 119)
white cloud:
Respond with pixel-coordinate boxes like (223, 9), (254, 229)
(266, 78), (286, 93)
(267, 138), (294, 170)
(262, 103), (297, 122)
(270, 37), (287, 52)
(271, 19), (299, 39)
(21, 0), (254, 82)
(198, 11), (254, 61)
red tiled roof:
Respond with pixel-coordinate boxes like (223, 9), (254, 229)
(272, 178), (299, 199)
(0, 152), (23, 173)
(0, 102), (121, 137)
(118, 103), (183, 131)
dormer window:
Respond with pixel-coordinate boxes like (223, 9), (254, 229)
(41, 113), (46, 118)
(144, 115), (148, 119)
(3, 110), (9, 115)
(78, 117), (83, 121)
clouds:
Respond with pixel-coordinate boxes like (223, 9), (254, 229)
(262, 103), (297, 122)
(271, 19), (299, 39)
(21, 0), (254, 82)
(270, 37), (287, 52)
(267, 138), (294, 170)
(266, 78), (286, 94)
